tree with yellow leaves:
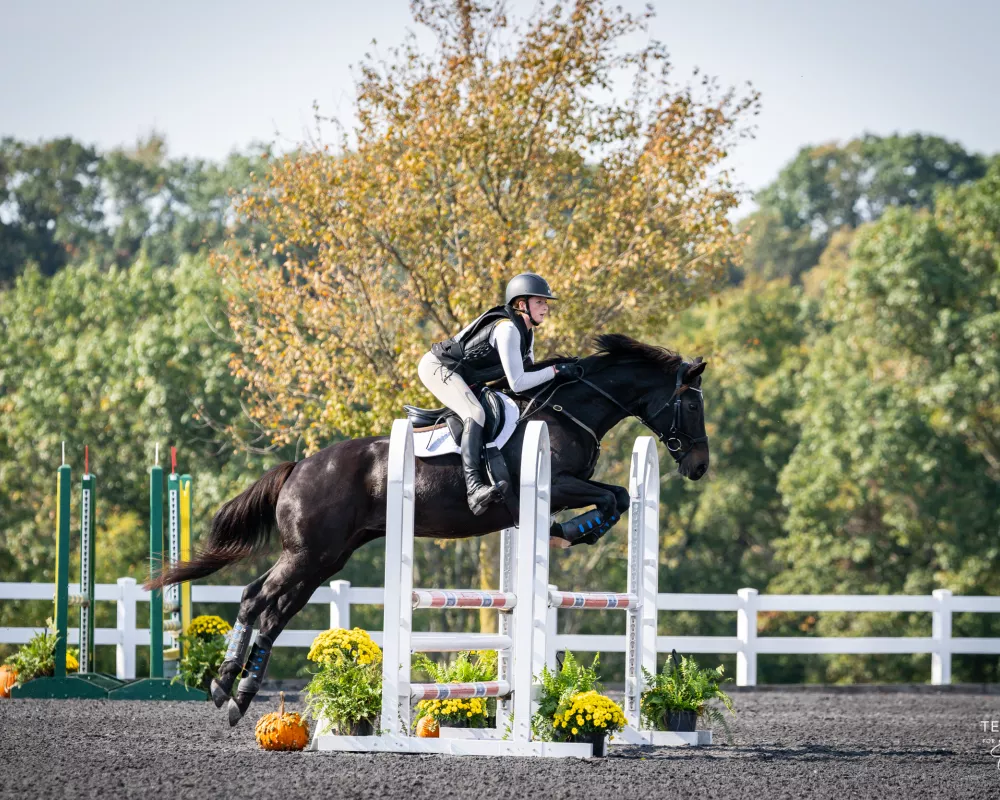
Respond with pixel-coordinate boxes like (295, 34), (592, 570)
(218, 0), (757, 452)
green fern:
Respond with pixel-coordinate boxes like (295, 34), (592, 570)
(412, 650), (497, 684)
(640, 651), (736, 743)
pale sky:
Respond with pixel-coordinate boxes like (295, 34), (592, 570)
(3, 0), (999, 209)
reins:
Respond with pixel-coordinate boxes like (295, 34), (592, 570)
(512, 360), (708, 466)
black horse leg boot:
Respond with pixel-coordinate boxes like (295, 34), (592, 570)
(462, 418), (507, 515)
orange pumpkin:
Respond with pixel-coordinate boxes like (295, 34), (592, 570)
(415, 715), (440, 738)
(0, 666), (16, 698)
(254, 692), (310, 751)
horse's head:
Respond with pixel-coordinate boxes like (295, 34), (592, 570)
(644, 357), (710, 481)
(585, 335), (710, 481)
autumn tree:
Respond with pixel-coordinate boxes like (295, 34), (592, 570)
(220, 0), (758, 451)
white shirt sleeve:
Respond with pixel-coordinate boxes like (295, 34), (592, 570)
(491, 321), (556, 393)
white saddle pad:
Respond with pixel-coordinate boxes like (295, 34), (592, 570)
(413, 393), (521, 458)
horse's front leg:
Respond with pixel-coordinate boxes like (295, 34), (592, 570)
(549, 475), (622, 546)
(584, 479), (630, 515)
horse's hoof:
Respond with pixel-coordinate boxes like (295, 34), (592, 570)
(210, 679), (230, 709)
(227, 698), (245, 727)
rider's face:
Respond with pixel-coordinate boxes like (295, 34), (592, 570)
(521, 297), (549, 325)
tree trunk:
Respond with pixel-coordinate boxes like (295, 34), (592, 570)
(478, 535), (499, 634)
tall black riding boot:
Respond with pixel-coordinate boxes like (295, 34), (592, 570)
(462, 418), (507, 515)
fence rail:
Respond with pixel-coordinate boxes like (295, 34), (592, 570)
(1, 581), (997, 685)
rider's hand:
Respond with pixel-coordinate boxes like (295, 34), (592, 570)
(553, 362), (581, 380)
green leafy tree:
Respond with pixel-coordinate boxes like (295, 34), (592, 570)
(0, 134), (262, 283)
(0, 137), (103, 281)
(743, 133), (986, 283)
(661, 280), (817, 591)
(771, 161), (1000, 682)
(0, 256), (272, 586)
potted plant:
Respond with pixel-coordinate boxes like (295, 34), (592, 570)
(641, 651), (736, 739)
(304, 627), (382, 735)
(3, 619), (80, 689)
(412, 650), (497, 731)
(551, 690), (626, 756)
(532, 651), (624, 757)
(173, 615), (232, 694)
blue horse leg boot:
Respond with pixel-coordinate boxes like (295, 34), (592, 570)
(555, 508), (619, 546)
(238, 633), (274, 696)
(228, 633), (274, 725)
(211, 620), (252, 708)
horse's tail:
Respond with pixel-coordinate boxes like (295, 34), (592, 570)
(144, 461), (297, 591)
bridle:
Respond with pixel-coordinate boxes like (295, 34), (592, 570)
(519, 360), (709, 466)
(642, 362), (709, 462)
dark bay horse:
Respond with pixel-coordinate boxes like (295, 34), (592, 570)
(148, 334), (710, 725)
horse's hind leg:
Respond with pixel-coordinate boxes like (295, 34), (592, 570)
(210, 567), (273, 708)
(227, 554), (326, 726)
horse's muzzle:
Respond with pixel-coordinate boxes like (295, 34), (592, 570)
(678, 449), (709, 481)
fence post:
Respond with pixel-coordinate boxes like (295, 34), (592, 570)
(932, 589), (953, 685)
(329, 580), (351, 630)
(737, 588), (759, 687)
(116, 577), (138, 680)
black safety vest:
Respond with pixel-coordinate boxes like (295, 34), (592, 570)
(431, 305), (534, 385)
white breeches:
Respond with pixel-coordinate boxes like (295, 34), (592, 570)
(417, 351), (486, 426)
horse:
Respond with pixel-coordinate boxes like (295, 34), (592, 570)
(147, 334), (710, 725)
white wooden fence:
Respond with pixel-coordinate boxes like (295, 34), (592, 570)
(2, 580), (999, 684)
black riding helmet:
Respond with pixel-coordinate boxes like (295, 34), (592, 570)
(504, 273), (557, 306)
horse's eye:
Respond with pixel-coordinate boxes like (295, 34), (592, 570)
(688, 402), (699, 411)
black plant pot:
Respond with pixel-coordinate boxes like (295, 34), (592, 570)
(665, 710), (697, 732)
(346, 718), (375, 736)
(570, 732), (608, 757)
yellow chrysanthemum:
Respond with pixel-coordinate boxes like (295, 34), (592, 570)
(415, 694), (490, 726)
(307, 627), (382, 666)
(555, 691), (625, 736)
(65, 651), (79, 671)
(186, 615), (232, 638)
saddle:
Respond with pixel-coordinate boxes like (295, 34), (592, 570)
(403, 386), (507, 445)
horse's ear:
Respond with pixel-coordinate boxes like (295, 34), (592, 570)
(687, 359), (707, 380)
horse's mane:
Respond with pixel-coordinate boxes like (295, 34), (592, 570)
(588, 334), (683, 372)
(531, 333), (683, 374)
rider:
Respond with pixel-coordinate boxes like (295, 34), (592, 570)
(418, 273), (577, 515)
